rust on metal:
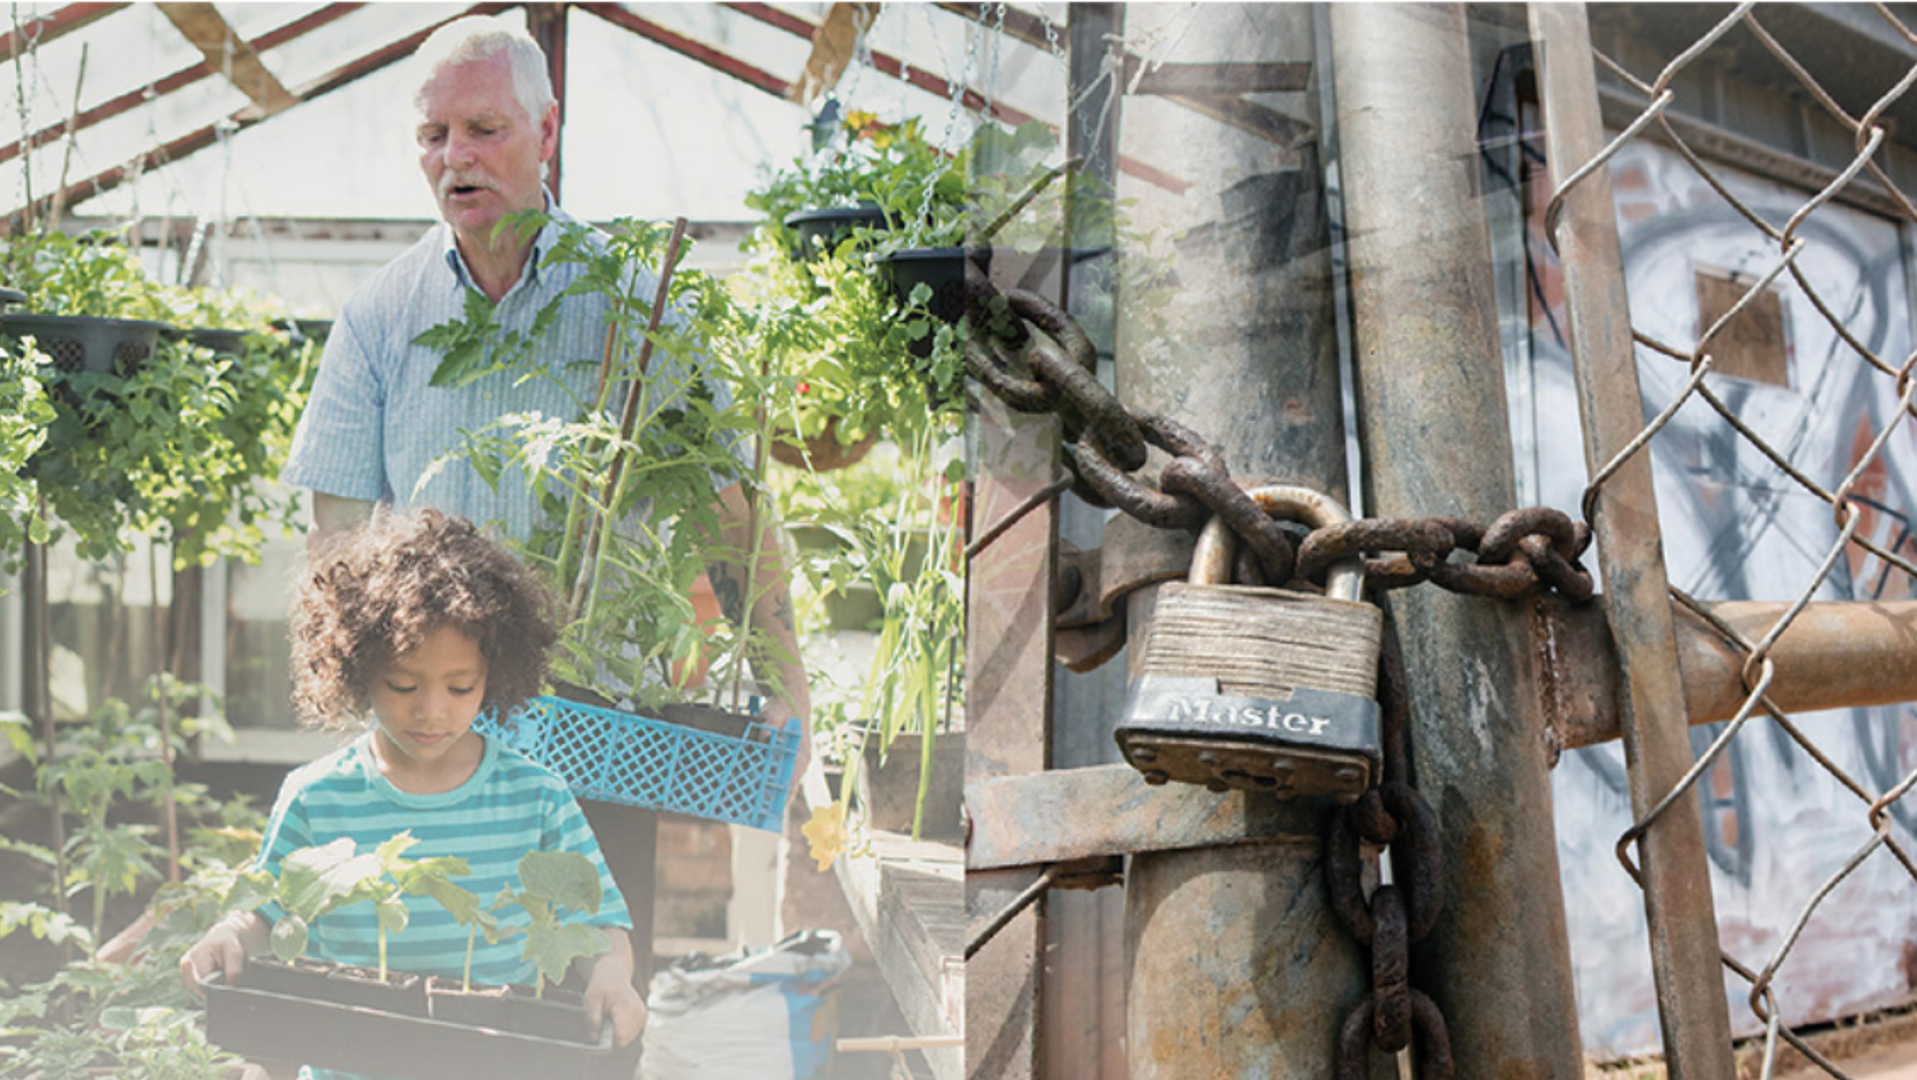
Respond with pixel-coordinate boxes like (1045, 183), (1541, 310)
(1052, 517), (1194, 630)
(1333, 3), (1584, 1073)
(1537, 596), (1917, 749)
(1532, 4), (1739, 1072)
(965, 763), (1324, 870)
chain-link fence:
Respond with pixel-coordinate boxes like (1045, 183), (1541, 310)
(1535, 3), (1917, 1074)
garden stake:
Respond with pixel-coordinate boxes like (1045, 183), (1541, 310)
(48, 41), (85, 230)
(150, 540), (179, 884)
(27, 499), (68, 920)
(723, 345), (773, 716)
(556, 320), (624, 590)
(569, 216), (688, 624)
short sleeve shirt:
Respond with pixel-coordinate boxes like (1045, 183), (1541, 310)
(283, 205), (730, 542)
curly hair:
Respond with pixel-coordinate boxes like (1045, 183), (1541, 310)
(289, 509), (559, 730)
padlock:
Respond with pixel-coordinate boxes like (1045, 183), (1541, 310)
(1115, 485), (1382, 802)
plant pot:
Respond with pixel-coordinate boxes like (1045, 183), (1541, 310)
(243, 955), (429, 1017)
(185, 327), (249, 355)
(504, 984), (597, 1044)
(203, 970), (612, 1080)
(769, 417), (879, 471)
(784, 204), (890, 262)
(1, 313), (169, 375)
(427, 976), (512, 1028)
(860, 729), (965, 839)
(878, 247), (991, 358)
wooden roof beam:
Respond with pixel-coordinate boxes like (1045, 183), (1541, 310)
(0, 4), (362, 169)
(9, 2), (514, 228)
(577, 2), (790, 98)
(1, 3), (126, 61)
(156, 2), (299, 118)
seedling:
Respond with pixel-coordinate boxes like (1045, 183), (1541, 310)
(264, 837), (382, 966)
(492, 850), (608, 998)
(369, 833), (473, 982)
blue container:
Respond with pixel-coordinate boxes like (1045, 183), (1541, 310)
(475, 695), (798, 832)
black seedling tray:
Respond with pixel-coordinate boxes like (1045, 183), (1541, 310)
(202, 970), (611, 1080)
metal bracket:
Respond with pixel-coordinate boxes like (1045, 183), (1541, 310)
(966, 763), (1332, 871)
(1054, 516), (1195, 672)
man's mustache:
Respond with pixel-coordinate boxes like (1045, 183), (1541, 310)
(438, 172), (495, 199)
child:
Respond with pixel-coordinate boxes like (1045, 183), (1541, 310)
(181, 509), (647, 1074)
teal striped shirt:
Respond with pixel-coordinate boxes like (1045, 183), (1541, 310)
(253, 730), (629, 1079)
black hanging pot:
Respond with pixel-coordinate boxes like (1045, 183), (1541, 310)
(878, 246), (991, 359)
(783, 204), (891, 263)
(1, 312), (171, 375)
(185, 327), (250, 356)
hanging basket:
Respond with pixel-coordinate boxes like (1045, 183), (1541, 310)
(184, 327), (250, 356)
(784, 204), (891, 262)
(768, 416), (879, 472)
(878, 246), (991, 361)
(1, 313), (170, 375)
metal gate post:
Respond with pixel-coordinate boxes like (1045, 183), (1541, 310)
(1117, 7), (1377, 1076)
(1529, 5), (1738, 1074)
(1330, 4), (1585, 1075)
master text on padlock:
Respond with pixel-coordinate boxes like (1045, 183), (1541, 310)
(1165, 696), (1336, 737)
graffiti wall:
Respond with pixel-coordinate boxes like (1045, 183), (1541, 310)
(1517, 138), (1917, 1055)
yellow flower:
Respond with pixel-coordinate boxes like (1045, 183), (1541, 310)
(802, 801), (849, 872)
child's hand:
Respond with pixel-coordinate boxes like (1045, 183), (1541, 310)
(181, 912), (269, 997)
(584, 960), (648, 1047)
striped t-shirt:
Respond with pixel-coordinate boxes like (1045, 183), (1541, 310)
(253, 730), (630, 1079)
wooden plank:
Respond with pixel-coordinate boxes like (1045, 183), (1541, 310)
(801, 764), (963, 1080)
(156, 3), (299, 117)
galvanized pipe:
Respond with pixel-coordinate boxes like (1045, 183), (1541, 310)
(1114, 6), (1369, 1077)
(1529, 4), (1739, 1074)
(1332, 4), (1585, 1075)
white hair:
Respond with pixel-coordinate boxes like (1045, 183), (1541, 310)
(412, 15), (555, 127)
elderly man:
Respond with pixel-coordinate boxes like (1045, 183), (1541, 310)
(274, 11), (810, 1062)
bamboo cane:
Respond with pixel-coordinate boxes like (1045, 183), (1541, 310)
(568, 217), (690, 624)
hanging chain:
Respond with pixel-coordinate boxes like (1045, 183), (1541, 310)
(1324, 631), (1454, 1079)
(963, 275), (1597, 602)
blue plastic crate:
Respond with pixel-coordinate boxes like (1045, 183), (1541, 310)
(475, 695), (798, 832)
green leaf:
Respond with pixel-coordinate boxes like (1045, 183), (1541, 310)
(376, 896), (409, 935)
(521, 922), (606, 992)
(277, 837), (365, 921)
(517, 850), (602, 916)
(270, 914), (308, 962)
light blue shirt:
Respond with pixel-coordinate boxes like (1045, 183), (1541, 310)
(284, 205), (727, 542)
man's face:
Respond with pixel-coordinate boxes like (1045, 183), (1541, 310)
(415, 54), (556, 247)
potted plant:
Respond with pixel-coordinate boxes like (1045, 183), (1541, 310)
(202, 844), (619, 1077)
(0, 336), (55, 570)
(233, 835), (431, 1017)
(746, 108), (939, 262)
(0, 229), (176, 375)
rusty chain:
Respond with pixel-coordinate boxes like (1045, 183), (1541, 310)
(962, 265), (1596, 603)
(962, 255), (1491, 1076)
(1324, 629), (1454, 1079)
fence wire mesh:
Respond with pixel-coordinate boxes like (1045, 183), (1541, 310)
(1539, 2), (1917, 1072)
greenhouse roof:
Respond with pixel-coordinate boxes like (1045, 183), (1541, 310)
(0, 2), (1078, 229)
